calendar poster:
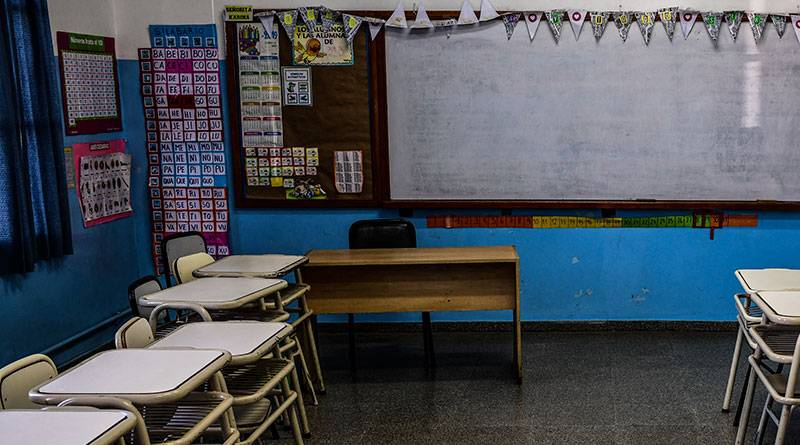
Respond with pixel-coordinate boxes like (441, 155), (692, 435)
(140, 24), (231, 274)
(73, 140), (132, 227)
(57, 32), (122, 135)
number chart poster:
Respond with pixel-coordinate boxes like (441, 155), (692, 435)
(139, 24), (231, 274)
(57, 32), (122, 135)
(73, 140), (132, 227)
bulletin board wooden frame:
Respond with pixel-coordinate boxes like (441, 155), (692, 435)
(226, 10), (388, 208)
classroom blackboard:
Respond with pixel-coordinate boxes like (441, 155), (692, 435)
(384, 18), (800, 208)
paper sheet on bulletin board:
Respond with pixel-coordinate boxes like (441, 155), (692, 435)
(56, 32), (122, 135)
(73, 140), (132, 227)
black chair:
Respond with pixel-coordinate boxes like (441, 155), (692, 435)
(348, 218), (435, 371)
(127, 275), (162, 317)
(161, 231), (206, 287)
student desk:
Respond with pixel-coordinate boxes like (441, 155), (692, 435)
(736, 269), (800, 294)
(193, 255), (308, 278)
(302, 245), (522, 382)
(753, 291), (800, 326)
(0, 408), (137, 445)
(138, 277), (287, 310)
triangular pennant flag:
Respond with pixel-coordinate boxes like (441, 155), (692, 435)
(502, 13), (521, 40)
(703, 12), (723, 43)
(680, 10), (698, 39)
(773, 15), (788, 38)
(658, 7), (678, 40)
(568, 10), (586, 40)
(299, 7), (318, 30)
(589, 12), (609, 40)
(614, 12), (633, 42)
(256, 12), (276, 39)
(524, 12), (542, 41)
(386, 2), (408, 28)
(342, 13), (363, 42)
(635, 12), (656, 44)
(748, 13), (767, 42)
(411, 3), (433, 28)
(278, 10), (299, 39)
(320, 6), (339, 32)
(458, 0), (478, 25)
(792, 15), (800, 44)
(363, 17), (385, 40)
(725, 11), (742, 40)
(479, 0), (500, 22)
(546, 10), (565, 42)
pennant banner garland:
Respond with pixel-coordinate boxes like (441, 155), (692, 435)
(568, 10), (586, 40)
(524, 12), (542, 41)
(546, 10), (565, 42)
(342, 13), (363, 42)
(614, 12), (633, 42)
(773, 15), (787, 38)
(589, 12), (610, 40)
(635, 12), (656, 45)
(658, 7), (678, 40)
(725, 11), (742, 40)
(703, 12), (723, 43)
(748, 13), (767, 41)
(793, 15), (800, 44)
(278, 10), (298, 38)
(502, 13), (521, 40)
(253, 5), (800, 49)
(680, 10), (698, 39)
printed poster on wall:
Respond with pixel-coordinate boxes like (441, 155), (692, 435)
(73, 140), (132, 227)
(292, 23), (354, 65)
(56, 32), (122, 135)
(140, 24), (231, 274)
(282, 67), (312, 106)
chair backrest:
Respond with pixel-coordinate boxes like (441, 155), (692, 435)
(115, 318), (155, 349)
(162, 231), (206, 286)
(174, 252), (215, 284)
(349, 219), (417, 249)
(0, 354), (57, 409)
(127, 275), (163, 318)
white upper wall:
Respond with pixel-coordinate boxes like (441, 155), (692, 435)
(47, 0), (116, 55)
(49, 0), (800, 59)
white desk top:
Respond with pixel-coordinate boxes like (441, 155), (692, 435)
(0, 409), (136, 445)
(139, 277), (287, 310)
(753, 291), (800, 325)
(193, 254), (308, 278)
(736, 269), (800, 293)
(32, 349), (229, 405)
(148, 321), (293, 365)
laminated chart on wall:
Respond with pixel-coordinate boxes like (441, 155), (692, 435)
(73, 140), (132, 227)
(139, 24), (231, 274)
(56, 32), (122, 135)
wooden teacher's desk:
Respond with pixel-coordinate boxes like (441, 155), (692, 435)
(302, 245), (522, 382)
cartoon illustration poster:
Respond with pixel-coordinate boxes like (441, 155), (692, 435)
(292, 23), (354, 66)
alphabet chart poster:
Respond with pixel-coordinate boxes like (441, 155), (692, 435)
(73, 140), (132, 227)
(140, 24), (231, 274)
(57, 32), (122, 135)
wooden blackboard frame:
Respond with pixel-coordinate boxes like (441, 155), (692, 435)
(228, 10), (800, 210)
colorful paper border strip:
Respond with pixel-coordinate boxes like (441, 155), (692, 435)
(426, 214), (758, 229)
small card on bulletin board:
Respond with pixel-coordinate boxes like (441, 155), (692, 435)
(226, 13), (381, 207)
(73, 140), (132, 227)
(56, 32), (122, 135)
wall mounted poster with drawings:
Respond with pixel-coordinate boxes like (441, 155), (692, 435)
(335, 150), (363, 193)
(56, 32), (122, 135)
(73, 140), (132, 227)
(226, 13), (381, 207)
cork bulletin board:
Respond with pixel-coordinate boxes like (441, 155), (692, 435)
(225, 13), (385, 208)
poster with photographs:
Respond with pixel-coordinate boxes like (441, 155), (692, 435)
(73, 140), (132, 227)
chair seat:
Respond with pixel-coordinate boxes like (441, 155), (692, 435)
(133, 391), (234, 444)
(209, 308), (290, 323)
(233, 398), (271, 429)
(222, 358), (294, 403)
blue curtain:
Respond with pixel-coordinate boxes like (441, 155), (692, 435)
(0, 0), (72, 274)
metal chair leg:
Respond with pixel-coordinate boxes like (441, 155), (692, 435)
(733, 364), (752, 427)
(723, 327), (745, 412)
(422, 312), (435, 370)
(775, 405), (793, 445)
(735, 358), (759, 445)
(348, 313), (356, 375)
(755, 394), (773, 445)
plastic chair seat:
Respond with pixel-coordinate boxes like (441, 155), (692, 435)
(232, 399), (271, 429)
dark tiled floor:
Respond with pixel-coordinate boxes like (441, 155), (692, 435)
(275, 330), (799, 444)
